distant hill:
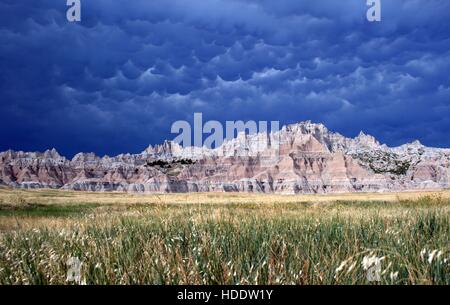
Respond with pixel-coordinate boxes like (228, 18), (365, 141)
(1, 121), (449, 194)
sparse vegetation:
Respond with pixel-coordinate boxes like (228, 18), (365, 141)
(0, 189), (448, 285)
(146, 158), (195, 168)
(144, 158), (196, 176)
(369, 160), (411, 175)
(351, 151), (412, 176)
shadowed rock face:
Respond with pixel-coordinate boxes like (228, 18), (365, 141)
(1, 121), (449, 194)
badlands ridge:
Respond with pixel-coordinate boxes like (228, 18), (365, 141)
(1, 121), (449, 194)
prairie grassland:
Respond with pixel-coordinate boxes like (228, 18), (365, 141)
(0, 188), (449, 285)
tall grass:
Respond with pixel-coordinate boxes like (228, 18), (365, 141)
(0, 207), (448, 285)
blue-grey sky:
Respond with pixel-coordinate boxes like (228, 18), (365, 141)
(1, 0), (450, 157)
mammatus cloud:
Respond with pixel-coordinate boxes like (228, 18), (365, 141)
(1, 0), (450, 156)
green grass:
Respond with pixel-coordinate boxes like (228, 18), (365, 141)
(0, 206), (448, 285)
(0, 203), (100, 218)
(0, 190), (448, 285)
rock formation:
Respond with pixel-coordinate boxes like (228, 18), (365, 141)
(1, 121), (449, 194)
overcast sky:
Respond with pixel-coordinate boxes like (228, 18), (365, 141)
(1, 0), (450, 157)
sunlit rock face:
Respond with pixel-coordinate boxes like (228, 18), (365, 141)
(1, 121), (449, 194)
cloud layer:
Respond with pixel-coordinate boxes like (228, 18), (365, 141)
(1, 0), (450, 156)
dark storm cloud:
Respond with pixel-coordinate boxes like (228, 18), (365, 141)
(1, 0), (450, 156)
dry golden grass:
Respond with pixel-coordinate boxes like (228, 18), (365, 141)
(0, 188), (448, 284)
(1, 187), (449, 206)
(0, 187), (448, 233)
